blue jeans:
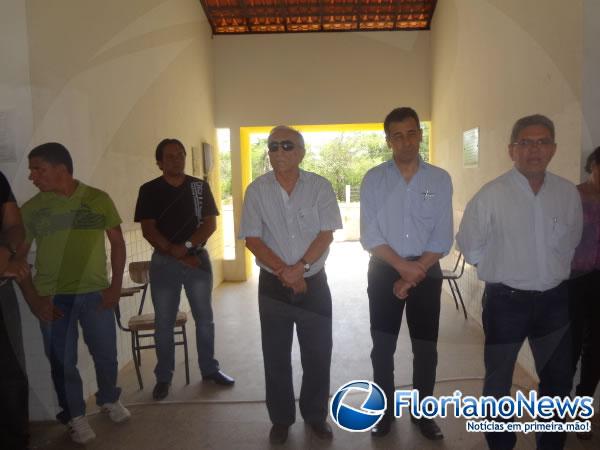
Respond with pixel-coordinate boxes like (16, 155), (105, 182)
(150, 249), (219, 383)
(40, 292), (121, 424)
(482, 283), (573, 450)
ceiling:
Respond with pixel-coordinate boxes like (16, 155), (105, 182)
(199, 0), (438, 35)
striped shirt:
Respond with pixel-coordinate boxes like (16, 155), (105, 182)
(239, 170), (342, 277)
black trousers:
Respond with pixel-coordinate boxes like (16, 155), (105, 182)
(258, 269), (332, 426)
(569, 271), (600, 398)
(0, 282), (29, 450)
(367, 257), (442, 422)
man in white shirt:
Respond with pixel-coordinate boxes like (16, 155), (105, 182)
(456, 114), (583, 450)
(239, 126), (342, 444)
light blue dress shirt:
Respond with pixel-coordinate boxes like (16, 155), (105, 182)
(360, 158), (453, 257)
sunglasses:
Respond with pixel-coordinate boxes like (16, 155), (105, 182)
(268, 140), (296, 152)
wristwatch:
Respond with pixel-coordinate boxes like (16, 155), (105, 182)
(184, 240), (193, 250)
(301, 258), (310, 272)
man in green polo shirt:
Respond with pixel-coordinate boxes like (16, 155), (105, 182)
(18, 142), (130, 445)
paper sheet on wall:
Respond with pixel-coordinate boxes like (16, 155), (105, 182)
(463, 127), (479, 168)
(0, 110), (17, 162)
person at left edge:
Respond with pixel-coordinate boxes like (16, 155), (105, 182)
(0, 171), (31, 450)
(18, 142), (131, 445)
(134, 138), (234, 401)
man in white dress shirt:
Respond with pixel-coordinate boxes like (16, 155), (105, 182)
(239, 126), (342, 444)
(456, 114), (583, 450)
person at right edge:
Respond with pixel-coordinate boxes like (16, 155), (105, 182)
(360, 107), (453, 440)
(569, 146), (600, 440)
(457, 114), (583, 450)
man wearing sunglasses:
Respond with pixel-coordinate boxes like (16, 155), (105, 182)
(360, 107), (453, 440)
(457, 114), (583, 450)
(239, 126), (342, 444)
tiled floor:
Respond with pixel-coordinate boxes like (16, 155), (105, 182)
(30, 242), (599, 449)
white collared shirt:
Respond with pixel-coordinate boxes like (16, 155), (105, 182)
(456, 168), (583, 291)
(239, 170), (342, 276)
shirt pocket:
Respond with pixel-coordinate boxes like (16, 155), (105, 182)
(415, 193), (436, 232)
(547, 217), (568, 253)
(298, 206), (320, 235)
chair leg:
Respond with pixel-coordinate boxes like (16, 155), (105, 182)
(136, 333), (142, 365)
(453, 279), (468, 320)
(182, 325), (190, 385)
(131, 332), (144, 390)
(447, 279), (459, 310)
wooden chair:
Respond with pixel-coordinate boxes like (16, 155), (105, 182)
(115, 261), (190, 389)
(442, 251), (467, 319)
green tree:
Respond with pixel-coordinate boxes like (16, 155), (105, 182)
(220, 150), (232, 200)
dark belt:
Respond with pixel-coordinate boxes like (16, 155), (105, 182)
(492, 282), (565, 296)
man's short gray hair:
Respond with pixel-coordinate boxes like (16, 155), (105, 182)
(268, 125), (305, 148)
(510, 114), (555, 144)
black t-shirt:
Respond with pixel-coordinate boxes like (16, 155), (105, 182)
(0, 171), (16, 230)
(134, 175), (219, 245)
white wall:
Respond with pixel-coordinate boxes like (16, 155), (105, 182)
(1, 0), (218, 420)
(214, 31), (431, 127)
(582, 0), (600, 177)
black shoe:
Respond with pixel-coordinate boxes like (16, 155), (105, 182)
(152, 381), (170, 400)
(202, 370), (235, 386)
(308, 421), (333, 440)
(411, 416), (444, 440)
(269, 424), (289, 444)
(371, 418), (391, 437)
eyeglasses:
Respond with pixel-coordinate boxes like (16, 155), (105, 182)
(511, 138), (555, 150)
(268, 140), (296, 152)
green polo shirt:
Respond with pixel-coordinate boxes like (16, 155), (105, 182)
(21, 181), (121, 296)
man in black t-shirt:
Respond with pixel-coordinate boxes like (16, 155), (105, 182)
(135, 138), (234, 400)
(0, 171), (31, 449)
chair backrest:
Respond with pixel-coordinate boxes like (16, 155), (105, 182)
(129, 261), (150, 315)
(129, 261), (150, 285)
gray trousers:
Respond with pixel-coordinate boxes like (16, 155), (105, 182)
(258, 269), (332, 426)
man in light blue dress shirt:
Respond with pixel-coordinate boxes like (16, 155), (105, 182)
(360, 107), (453, 439)
(457, 114), (583, 450)
(239, 126), (342, 444)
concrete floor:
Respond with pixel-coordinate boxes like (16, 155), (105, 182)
(30, 242), (598, 449)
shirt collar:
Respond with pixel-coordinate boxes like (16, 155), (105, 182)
(268, 169), (305, 185)
(388, 156), (428, 178)
(509, 167), (547, 196)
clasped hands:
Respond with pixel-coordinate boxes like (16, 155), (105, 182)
(275, 262), (307, 295)
(393, 260), (427, 300)
(167, 243), (200, 268)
